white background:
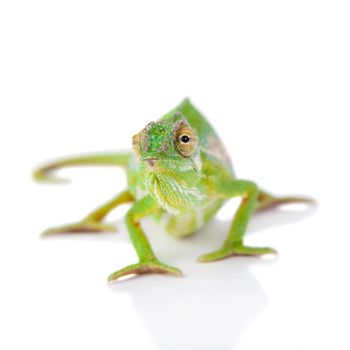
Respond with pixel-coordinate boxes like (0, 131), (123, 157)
(1, 1), (349, 349)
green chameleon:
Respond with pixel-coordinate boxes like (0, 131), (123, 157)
(34, 99), (313, 282)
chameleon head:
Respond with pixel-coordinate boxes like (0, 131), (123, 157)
(132, 112), (205, 215)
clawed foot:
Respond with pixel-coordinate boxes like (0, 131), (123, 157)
(108, 260), (183, 282)
(42, 220), (117, 236)
(198, 244), (277, 262)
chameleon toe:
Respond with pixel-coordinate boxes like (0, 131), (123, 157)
(198, 245), (277, 262)
(108, 261), (183, 282)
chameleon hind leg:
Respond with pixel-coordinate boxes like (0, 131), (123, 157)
(256, 190), (314, 212)
(108, 195), (182, 282)
(42, 190), (134, 236)
(199, 180), (276, 262)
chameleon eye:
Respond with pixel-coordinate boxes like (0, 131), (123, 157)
(175, 125), (198, 158)
(180, 135), (190, 143)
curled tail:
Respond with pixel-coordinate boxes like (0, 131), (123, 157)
(33, 151), (131, 183)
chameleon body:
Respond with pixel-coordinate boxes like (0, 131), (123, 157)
(34, 99), (312, 281)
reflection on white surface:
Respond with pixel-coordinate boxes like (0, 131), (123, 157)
(109, 205), (316, 350)
(111, 259), (267, 350)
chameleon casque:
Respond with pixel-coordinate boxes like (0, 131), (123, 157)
(34, 99), (313, 282)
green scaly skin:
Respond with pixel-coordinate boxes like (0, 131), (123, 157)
(33, 99), (314, 282)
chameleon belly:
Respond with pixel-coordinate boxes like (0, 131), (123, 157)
(162, 198), (224, 237)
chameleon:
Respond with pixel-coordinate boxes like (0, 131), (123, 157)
(33, 99), (313, 282)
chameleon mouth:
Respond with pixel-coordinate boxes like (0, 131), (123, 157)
(142, 157), (160, 161)
(142, 157), (160, 167)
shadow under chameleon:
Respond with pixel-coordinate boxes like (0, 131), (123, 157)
(107, 204), (317, 350)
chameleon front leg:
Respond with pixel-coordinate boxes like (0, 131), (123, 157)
(42, 190), (134, 236)
(108, 195), (182, 282)
(199, 180), (276, 262)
